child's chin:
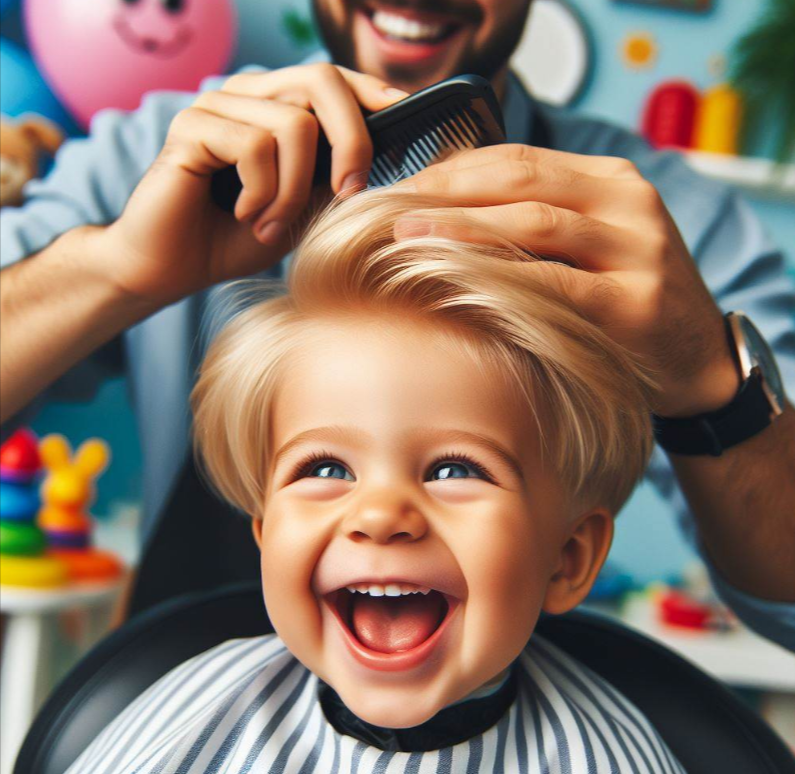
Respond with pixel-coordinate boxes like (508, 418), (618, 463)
(338, 686), (448, 729)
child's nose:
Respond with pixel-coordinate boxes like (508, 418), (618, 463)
(343, 489), (428, 544)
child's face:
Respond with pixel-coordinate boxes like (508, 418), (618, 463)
(255, 316), (591, 728)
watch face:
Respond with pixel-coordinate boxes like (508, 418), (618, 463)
(737, 315), (786, 408)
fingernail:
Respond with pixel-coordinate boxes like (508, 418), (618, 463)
(257, 221), (285, 244)
(394, 219), (432, 240)
(341, 171), (369, 194)
(384, 87), (410, 100)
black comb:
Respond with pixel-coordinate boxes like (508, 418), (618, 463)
(210, 74), (506, 212)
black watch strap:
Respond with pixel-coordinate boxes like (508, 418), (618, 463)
(652, 368), (772, 457)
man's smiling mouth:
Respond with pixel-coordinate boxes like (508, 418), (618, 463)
(362, 4), (463, 45)
(324, 581), (460, 670)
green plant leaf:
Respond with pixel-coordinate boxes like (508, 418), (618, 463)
(729, 0), (795, 163)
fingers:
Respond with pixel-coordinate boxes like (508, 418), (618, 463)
(165, 107), (277, 210)
(397, 155), (639, 218)
(223, 64), (409, 194)
(511, 259), (609, 319)
(193, 90), (318, 228)
(393, 203), (623, 325)
(393, 201), (633, 272)
(224, 64), (408, 113)
(406, 143), (644, 180)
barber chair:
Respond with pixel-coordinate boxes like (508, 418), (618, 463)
(14, 582), (795, 774)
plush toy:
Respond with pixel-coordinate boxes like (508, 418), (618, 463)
(25, 0), (237, 129)
(0, 114), (63, 207)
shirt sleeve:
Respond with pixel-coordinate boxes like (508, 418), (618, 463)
(645, 191), (795, 652)
(0, 89), (196, 434)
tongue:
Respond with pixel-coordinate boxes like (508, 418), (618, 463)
(351, 592), (445, 653)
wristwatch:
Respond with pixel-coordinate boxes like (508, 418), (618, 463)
(652, 312), (786, 456)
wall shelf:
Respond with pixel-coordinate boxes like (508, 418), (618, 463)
(684, 151), (795, 202)
(587, 596), (795, 693)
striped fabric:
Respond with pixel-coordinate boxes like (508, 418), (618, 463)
(66, 634), (686, 774)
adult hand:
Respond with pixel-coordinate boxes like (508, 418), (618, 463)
(97, 64), (408, 309)
(393, 144), (739, 418)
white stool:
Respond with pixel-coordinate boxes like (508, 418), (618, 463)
(0, 580), (124, 774)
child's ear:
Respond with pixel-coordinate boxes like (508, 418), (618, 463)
(542, 509), (614, 615)
(251, 518), (264, 551)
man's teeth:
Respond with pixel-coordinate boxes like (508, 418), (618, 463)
(371, 10), (450, 43)
(346, 582), (431, 596)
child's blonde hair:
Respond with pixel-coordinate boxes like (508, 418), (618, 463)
(192, 188), (655, 517)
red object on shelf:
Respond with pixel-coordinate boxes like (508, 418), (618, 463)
(641, 80), (701, 150)
(659, 589), (712, 630)
(0, 429), (41, 480)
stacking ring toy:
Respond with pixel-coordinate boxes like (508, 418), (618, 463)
(0, 521), (46, 556)
(0, 554), (68, 588)
(50, 548), (123, 582)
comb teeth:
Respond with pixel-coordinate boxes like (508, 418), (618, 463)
(368, 102), (491, 187)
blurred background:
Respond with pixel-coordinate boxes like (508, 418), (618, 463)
(1, 0), (793, 767)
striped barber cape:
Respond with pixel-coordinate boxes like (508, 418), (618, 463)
(67, 634), (686, 774)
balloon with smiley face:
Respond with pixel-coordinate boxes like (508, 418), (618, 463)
(24, 0), (237, 129)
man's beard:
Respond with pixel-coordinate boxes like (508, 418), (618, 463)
(312, 0), (533, 88)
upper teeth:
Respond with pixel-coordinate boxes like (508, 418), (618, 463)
(346, 583), (431, 596)
(371, 10), (448, 42)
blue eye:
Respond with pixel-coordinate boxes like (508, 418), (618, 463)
(430, 459), (488, 481)
(308, 461), (354, 481)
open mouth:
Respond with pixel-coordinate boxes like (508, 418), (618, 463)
(325, 582), (459, 671)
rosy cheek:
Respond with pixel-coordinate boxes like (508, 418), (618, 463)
(424, 480), (496, 504)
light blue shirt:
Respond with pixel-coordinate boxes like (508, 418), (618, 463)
(2, 51), (794, 651)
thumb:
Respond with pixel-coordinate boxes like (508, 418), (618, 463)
(335, 66), (410, 112)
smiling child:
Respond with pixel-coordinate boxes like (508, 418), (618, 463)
(69, 188), (685, 773)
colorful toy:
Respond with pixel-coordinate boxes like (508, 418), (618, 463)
(0, 114), (64, 207)
(38, 435), (123, 584)
(0, 428), (42, 480)
(641, 80), (701, 150)
(0, 38), (73, 128)
(0, 429), (68, 588)
(693, 83), (743, 155)
(657, 588), (713, 630)
(0, 554), (68, 588)
(25, 0), (237, 129)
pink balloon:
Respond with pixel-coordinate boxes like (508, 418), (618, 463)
(25, 0), (236, 129)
